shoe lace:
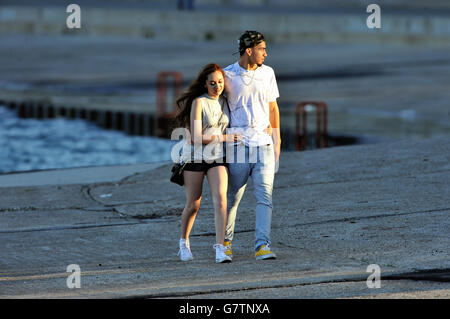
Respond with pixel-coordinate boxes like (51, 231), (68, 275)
(260, 244), (272, 252)
(178, 243), (191, 256)
(213, 244), (226, 252)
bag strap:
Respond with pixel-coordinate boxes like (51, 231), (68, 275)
(221, 95), (230, 114)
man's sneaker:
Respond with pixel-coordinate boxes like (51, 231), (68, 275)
(214, 244), (232, 263)
(255, 244), (276, 260)
(178, 238), (193, 261)
(224, 240), (233, 259)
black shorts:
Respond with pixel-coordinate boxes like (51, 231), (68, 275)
(184, 158), (227, 173)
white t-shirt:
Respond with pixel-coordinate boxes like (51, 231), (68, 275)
(223, 61), (279, 147)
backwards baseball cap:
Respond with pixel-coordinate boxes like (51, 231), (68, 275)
(235, 30), (265, 56)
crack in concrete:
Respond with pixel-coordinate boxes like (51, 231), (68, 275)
(189, 207), (450, 238)
(136, 268), (450, 299)
(0, 205), (89, 212)
(0, 221), (143, 234)
(276, 169), (450, 190)
(384, 269), (450, 283)
(281, 207), (450, 229)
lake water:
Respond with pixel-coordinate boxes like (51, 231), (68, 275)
(0, 105), (176, 173)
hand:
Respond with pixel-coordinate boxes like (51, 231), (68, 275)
(232, 133), (243, 142)
(225, 133), (242, 143)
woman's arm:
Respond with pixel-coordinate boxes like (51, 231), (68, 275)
(190, 98), (240, 144)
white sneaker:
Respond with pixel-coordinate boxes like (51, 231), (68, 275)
(178, 238), (193, 261)
(213, 244), (232, 263)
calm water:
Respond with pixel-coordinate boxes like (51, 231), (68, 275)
(0, 105), (176, 173)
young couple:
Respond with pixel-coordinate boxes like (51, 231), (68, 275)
(175, 31), (281, 263)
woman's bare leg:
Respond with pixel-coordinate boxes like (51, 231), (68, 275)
(206, 165), (228, 245)
(180, 170), (204, 241)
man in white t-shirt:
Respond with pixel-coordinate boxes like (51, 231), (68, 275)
(223, 30), (281, 260)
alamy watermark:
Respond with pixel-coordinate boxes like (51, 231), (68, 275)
(64, 4), (380, 31)
(366, 264), (381, 288)
(366, 4), (381, 29)
(66, 264), (81, 289)
(170, 126), (279, 173)
(66, 4), (81, 29)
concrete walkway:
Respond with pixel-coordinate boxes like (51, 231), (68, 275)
(0, 162), (167, 187)
(0, 137), (449, 298)
(0, 0), (449, 300)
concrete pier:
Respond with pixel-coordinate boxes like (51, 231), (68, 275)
(0, 1), (449, 299)
(0, 137), (449, 298)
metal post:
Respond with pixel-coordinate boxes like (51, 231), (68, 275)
(295, 101), (328, 151)
(156, 71), (183, 137)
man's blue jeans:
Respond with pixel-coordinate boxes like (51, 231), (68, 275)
(225, 144), (275, 251)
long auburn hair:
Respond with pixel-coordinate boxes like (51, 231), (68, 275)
(175, 63), (225, 128)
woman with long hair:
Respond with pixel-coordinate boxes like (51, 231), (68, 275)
(175, 63), (240, 263)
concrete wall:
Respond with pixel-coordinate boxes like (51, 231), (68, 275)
(1, 5), (450, 46)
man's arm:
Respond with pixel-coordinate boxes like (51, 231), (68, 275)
(269, 100), (281, 163)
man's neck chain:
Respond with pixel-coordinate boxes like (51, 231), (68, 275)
(240, 68), (256, 86)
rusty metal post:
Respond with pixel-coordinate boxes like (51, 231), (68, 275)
(321, 102), (328, 148)
(295, 101), (328, 151)
(156, 71), (183, 137)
